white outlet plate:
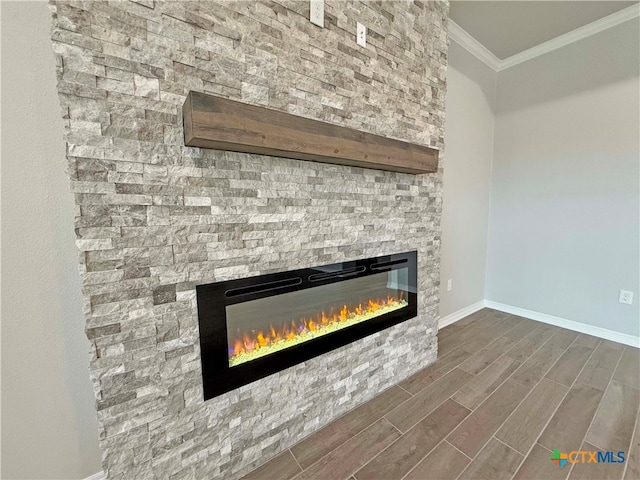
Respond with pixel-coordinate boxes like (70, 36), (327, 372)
(619, 290), (634, 305)
(310, 0), (324, 28)
(357, 22), (366, 47)
(447, 279), (452, 292)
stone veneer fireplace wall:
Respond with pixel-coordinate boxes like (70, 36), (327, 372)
(50, 1), (449, 478)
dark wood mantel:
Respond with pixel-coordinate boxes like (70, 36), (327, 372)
(182, 91), (439, 174)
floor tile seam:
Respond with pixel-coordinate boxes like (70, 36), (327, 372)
(559, 340), (614, 479)
(500, 319), (546, 344)
(424, 318), (534, 396)
(458, 311), (521, 337)
(577, 356), (640, 467)
(453, 352), (536, 418)
(252, 327), (543, 480)
(543, 375), (576, 389)
(530, 441), (572, 480)
(451, 357), (523, 413)
(474, 377), (569, 478)
(578, 348), (626, 391)
(504, 324), (564, 362)
(288, 416), (374, 470)
(288, 383), (405, 466)
(547, 328), (582, 351)
(461, 323), (562, 384)
(387, 418), (403, 435)
(448, 378), (534, 476)
(501, 323), (549, 359)
(509, 331), (580, 390)
(451, 308), (494, 330)
(467, 326), (582, 416)
(383, 391), (466, 434)
(621, 405), (640, 480)
(292, 414), (394, 477)
(396, 383), (414, 397)
(544, 342), (601, 387)
(537, 442), (552, 453)
(457, 321), (531, 374)
(460, 328), (548, 388)
(438, 326), (465, 342)
(353, 411), (447, 480)
(288, 449), (304, 474)
(451, 366), (525, 413)
(501, 374), (574, 477)
(509, 326), (577, 386)
(442, 440), (480, 480)
(573, 335), (603, 348)
(542, 350), (600, 390)
(476, 315), (535, 347)
(347, 417), (401, 480)
(381, 401), (475, 480)
(598, 343), (627, 374)
(613, 380), (640, 393)
(430, 317), (532, 401)
(397, 437), (465, 480)
(390, 316), (509, 426)
(565, 332), (597, 351)
(611, 376), (640, 391)
(351, 418), (407, 478)
(454, 354), (559, 466)
(251, 333), (624, 478)
(491, 436), (527, 480)
(451, 354), (567, 475)
(403, 352), (469, 397)
(390, 364), (468, 418)
(453, 433), (522, 480)
(400, 317), (564, 478)
(492, 434), (525, 459)
(443, 314), (516, 355)
(583, 437), (614, 453)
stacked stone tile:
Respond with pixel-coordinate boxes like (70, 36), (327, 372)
(50, 1), (449, 478)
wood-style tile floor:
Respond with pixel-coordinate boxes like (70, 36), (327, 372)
(242, 309), (640, 480)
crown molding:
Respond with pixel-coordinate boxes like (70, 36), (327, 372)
(499, 3), (640, 71)
(448, 19), (501, 71)
(449, 3), (640, 73)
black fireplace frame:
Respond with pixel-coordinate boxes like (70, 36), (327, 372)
(196, 251), (418, 400)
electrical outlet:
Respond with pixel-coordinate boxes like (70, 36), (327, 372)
(310, 0), (324, 28)
(619, 290), (634, 305)
(447, 279), (452, 292)
(357, 22), (366, 47)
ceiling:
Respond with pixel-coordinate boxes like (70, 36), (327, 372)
(449, 1), (638, 59)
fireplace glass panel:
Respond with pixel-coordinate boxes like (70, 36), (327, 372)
(196, 250), (417, 399)
(226, 268), (410, 367)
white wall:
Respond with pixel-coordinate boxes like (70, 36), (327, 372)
(487, 19), (640, 338)
(440, 41), (496, 318)
(1, 2), (101, 478)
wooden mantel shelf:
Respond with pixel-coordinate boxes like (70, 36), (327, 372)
(182, 91), (439, 174)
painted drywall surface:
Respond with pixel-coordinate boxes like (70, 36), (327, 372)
(440, 41), (496, 318)
(0, 1), (102, 478)
(487, 19), (640, 337)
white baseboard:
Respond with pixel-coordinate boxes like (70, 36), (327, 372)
(85, 471), (105, 480)
(438, 300), (486, 329)
(485, 300), (640, 348)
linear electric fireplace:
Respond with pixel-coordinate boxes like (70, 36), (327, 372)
(196, 251), (417, 399)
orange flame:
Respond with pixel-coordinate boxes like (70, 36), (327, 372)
(229, 295), (406, 361)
